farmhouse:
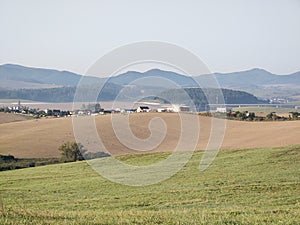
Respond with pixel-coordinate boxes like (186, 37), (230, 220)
(137, 106), (150, 113)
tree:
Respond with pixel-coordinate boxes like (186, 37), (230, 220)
(236, 111), (246, 120)
(291, 112), (299, 119)
(94, 103), (101, 113)
(46, 109), (53, 116)
(248, 112), (255, 121)
(59, 142), (86, 162)
(266, 112), (274, 120)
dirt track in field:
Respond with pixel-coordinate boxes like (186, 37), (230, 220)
(0, 113), (299, 158)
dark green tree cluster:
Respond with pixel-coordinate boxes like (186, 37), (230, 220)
(227, 111), (256, 121)
(0, 154), (59, 171)
(58, 142), (110, 162)
(291, 112), (299, 119)
(59, 142), (86, 162)
(226, 111), (299, 121)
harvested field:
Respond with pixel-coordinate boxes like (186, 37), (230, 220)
(0, 113), (299, 158)
(0, 112), (31, 124)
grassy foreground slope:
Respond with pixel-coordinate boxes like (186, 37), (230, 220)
(0, 146), (300, 224)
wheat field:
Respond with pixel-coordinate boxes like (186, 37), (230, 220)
(0, 113), (299, 158)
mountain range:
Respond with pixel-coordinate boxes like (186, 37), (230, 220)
(0, 64), (100, 89)
(1, 64), (300, 100)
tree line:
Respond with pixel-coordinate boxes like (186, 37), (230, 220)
(199, 111), (300, 121)
(0, 142), (110, 171)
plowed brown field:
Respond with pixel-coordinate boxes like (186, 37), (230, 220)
(0, 113), (299, 158)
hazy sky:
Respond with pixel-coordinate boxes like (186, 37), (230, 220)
(1, 0), (300, 75)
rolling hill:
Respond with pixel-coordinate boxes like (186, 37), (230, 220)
(1, 64), (299, 100)
(0, 86), (266, 105)
(0, 83), (123, 102)
(1, 64), (300, 90)
(155, 88), (267, 110)
(1, 113), (300, 158)
(107, 69), (198, 87)
(0, 64), (101, 89)
(1, 145), (299, 224)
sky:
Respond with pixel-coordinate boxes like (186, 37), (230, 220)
(1, 0), (300, 75)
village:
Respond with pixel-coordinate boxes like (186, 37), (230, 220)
(0, 100), (191, 118)
(1, 100), (299, 122)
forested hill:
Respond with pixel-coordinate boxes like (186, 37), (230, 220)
(144, 88), (267, 111)
(0, 83), (122, 102)
(0, 86), (267, 109)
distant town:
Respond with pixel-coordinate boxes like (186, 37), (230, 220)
(1, 100), (299, 121)
(0, 100), (191, 117)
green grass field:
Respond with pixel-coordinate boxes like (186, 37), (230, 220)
(0, 146), (300, 224)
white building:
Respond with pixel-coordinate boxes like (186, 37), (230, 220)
(216, 107), (231, 113)
(157, 108), (167, 113)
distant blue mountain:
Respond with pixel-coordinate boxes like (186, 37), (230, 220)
(108, 67), (300, 90)
(195, 68), (300, 89)
(0, 64), (299, 99)
(0, 64), (101, 89)
(107, 69), (198, 88)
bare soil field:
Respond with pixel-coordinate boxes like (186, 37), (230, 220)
(0, 112), (31, 124)
(0, 113), (299, 158)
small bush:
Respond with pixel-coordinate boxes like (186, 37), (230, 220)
(84, 151), (110, 160)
